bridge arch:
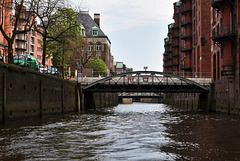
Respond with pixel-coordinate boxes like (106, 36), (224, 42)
(82, 71), (209, 93)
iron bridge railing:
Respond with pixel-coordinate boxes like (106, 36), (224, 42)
(82, 71), (210, 93)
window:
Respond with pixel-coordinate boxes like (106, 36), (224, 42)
(37, 47), (42, 52)
(92, 30), (98, 36)
(81, 25), (86, 36)
(81, 28), (86, 36)
(31, 37), (34, 44)
(88, 45), (93, 51)
(92, 26), (99, 36)
(96, 44), (102, 51)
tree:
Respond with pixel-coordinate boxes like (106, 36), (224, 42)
(0, 0), (35, 63)
(46, 7), (83, 77)
(32, 0), (71, 66)
(85, 57), (107, 76)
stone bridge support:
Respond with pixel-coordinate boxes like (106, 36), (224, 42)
(199, 93), (208, 111)
(83, 92), (119, 110)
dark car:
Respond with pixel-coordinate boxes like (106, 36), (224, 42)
(0, 55), (3, 62)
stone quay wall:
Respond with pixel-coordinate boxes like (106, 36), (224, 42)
(0, 62), (82, 123)
(84, 92), (119, 110)
(0, 62), (118, 123)
(164, 93), (200, 110)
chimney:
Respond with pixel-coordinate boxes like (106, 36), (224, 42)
(94, 13), (100, 27)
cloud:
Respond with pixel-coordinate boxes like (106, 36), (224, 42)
(73, 0), (177, 32)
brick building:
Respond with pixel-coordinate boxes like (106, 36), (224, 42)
(0, 0), (12, 61)
(164, 0), (240, 113)
(163, 0), (212, 78)
(211, 0), (240, 113)
(0, 3), (51, 67)
(79, 11), (114, 76)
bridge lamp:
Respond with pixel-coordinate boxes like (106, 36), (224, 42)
(144, 66), (148, 71)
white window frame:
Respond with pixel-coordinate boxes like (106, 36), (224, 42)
(92, 30), (98, 36)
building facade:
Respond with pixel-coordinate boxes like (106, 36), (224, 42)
(79, 11), (114, 76)
(211, 0), (240, 113)
(164, 0), (240, 113)
(163, 0), (212, 78)
(0, 3), (51, 67)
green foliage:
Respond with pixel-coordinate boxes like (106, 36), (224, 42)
(85, 57), (107, 76)
(46, 7), (83, 67)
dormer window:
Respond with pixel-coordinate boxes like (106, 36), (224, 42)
(81, 25), (86, 36)
(92, 26), (99, 36)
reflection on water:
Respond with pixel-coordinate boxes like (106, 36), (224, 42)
(1, 103), (240, 160)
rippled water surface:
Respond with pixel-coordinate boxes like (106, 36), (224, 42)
(1, 103), (240, 160)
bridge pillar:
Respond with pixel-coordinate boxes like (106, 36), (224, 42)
(84, 92), (95, 110)
(199, 93), (208, 111)
(79, 84), (85, 111)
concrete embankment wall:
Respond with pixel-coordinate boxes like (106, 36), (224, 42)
(0, 62), (118, 123)
(164, 93), (200, 110)
(0, 62), (81, 123)
(84, 92), (119, 109)
(213, 73), (240, 115)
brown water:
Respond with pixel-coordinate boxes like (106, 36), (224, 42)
(0, 103), (240, 160)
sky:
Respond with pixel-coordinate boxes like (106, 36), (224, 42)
(71, 0), (178, 71)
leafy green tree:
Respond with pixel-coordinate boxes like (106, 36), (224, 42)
(85, 57), (107, 76)
(46, 7), (82, 76)
(33, 0), (81, 66)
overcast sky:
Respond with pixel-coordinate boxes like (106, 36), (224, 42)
(72, 0), (177, 71)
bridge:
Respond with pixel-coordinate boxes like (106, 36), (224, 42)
(82, 71), (210, 93)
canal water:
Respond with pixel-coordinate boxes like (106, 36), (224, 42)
(1, 103), (240, 160)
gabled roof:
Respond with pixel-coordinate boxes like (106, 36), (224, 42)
(78, 11), (106, 37)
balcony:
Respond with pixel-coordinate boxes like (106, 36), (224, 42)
(180, 32), (192, 40)
(164, 41), (171, 46)
(171, 23), (179, 30)
(180, 63), (192, 70)
(180, 0), (186, 3)
(180, 19), (192, 27)
(16, 46), (27, 50)
(16, 36), (27, 42)
(172, 32), (179, 39)
(163, 57), (168, 62)
(167, 48), (173, 53)
(172, 43), (179, 48)
(212, 25), (237, 43)
(172, 52), (179, 57)
(181, 46), (192, 52)
(181, 5), (192, 15)
(211, 0), (232, 10)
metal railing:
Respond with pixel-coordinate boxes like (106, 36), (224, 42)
(212, 25), (237, 40)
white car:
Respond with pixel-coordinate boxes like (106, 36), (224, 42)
(39, 64), (48, 73)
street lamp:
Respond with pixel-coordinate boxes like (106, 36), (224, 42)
(144, 66), (148, 71)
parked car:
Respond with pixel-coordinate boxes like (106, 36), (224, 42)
(14, 54), (39, 71)
(39, 64), (48, 73)
(48, 67), (61, 77)
(0, 55), (3, 62)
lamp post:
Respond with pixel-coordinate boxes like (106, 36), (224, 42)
(144, 66), (148, 71)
